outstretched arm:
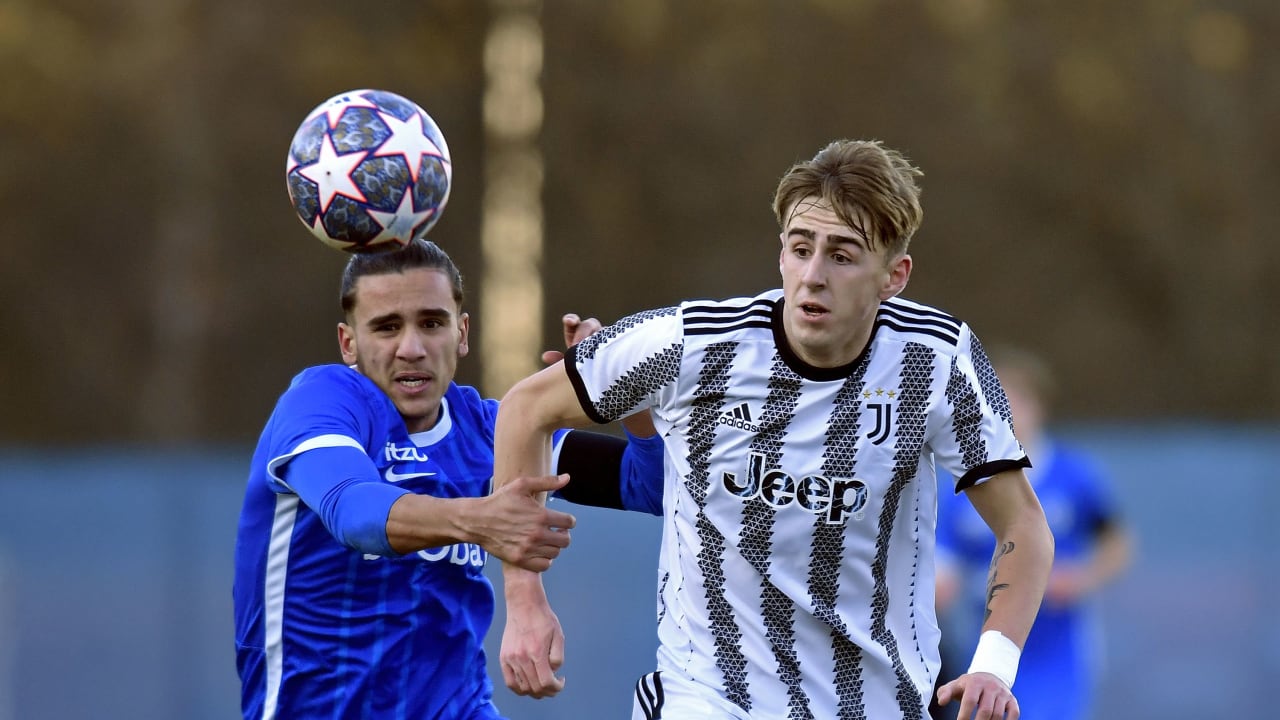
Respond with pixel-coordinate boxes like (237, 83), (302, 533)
(494, 361), (597, 698)
(384, 473), (575, 570)
(936, 469), (1054, 720)
(283, 445), (576, 571)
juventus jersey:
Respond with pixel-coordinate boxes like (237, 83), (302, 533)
(565, 289), (1028, 720)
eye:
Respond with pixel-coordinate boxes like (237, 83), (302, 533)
(374, 322), (400, 334)
(832, 252), (854, 265)
(421, 318), (445, 330)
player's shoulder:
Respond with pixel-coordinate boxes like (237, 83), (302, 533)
(279, 364), (388, 415)
(264, 365), (395, 451)
(287, 363), (377, 395)
(873, 296), (966, 354)
(442, 381), (496, 425)
(679, 289), (777, 339)
(444, 382), (493, 415)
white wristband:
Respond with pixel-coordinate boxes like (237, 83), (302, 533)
(966, 630), (1020, 689)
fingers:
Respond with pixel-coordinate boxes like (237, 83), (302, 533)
(543, 312), (594, 366)
(503, 656), (537, 697)
(508, 526), (571, 572)
(531, 657), (566, 698)
(560, 313), (582, 347)
(535, 474), (578, 530)
(549, 628), (565, 672)
(947, 674), (1017, 720)
(936, 680), (955, 706)
(561, 313), (603, 347)
(569, 317), (602, 344)
(517, 472), (574, 501)
(502, 651), (564, 698)
(489, 474), (578, 571)
(512, 668), (563, 698)
(513, 555), (554, 573)
(545, 509), (577, 532)
(501, 657), (522, 695)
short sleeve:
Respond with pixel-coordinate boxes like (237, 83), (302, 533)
(564, 307), (684, 424)
(930, 327), (1028, 492)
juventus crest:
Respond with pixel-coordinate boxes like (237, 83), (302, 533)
(863, 387), (898, 445)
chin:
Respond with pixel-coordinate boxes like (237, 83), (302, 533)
(397, 397), (439, 421)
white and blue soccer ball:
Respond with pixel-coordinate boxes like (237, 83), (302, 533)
(286, 89), (451, 253)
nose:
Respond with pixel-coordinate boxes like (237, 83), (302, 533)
(397, 329), (427, 360)
(800, 255), (827, 288)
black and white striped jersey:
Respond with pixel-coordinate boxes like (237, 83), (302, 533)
(565, 288), (1028, 720)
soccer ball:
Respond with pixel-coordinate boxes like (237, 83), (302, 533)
(286, 89), (452, 253)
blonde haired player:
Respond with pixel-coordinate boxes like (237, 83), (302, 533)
(494, 140), (1054, 720)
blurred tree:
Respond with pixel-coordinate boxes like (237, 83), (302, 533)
(0, 0), (1275, 444)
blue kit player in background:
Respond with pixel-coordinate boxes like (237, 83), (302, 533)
(233, 239), (663, 720)
(934, 344), (1133, 720)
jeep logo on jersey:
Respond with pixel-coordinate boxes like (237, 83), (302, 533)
(721, 451), (869, 524)
(384, 442), (429, 463)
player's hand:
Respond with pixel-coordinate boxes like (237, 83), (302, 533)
(475, 474), (576, 572)
(541, 313), (603, 365)
(500, 574), (566, 698)
(936, 672), (1019, 720)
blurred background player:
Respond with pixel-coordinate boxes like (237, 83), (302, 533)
(933, 344), (1133, 720)
(233, 239), (663, 720)
(491, 139), (1055, 719)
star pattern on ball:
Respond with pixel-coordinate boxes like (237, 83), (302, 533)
(307, 92), (380, 129)
(373, 111), (446, 183)
(366, 191), (436, 247)
(309, 214), (331, 243)
(297, 133), (368, 212)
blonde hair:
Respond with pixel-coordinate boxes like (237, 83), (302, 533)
(772, 139), (924, 256)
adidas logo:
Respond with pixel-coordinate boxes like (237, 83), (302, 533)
(718, 402), (761, 432)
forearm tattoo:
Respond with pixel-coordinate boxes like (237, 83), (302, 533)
(983, 541), (1015, 622)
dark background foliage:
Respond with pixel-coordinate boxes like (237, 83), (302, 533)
(2, 0), (1274, 445)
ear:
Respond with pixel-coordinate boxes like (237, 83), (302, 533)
(338, 322), (358, 365)
(880, 253), (912, 300)
(456, 312), (470, 359)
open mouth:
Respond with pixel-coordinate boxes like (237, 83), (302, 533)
(395, 374), (432, 389)
(799, 302), (828, 317)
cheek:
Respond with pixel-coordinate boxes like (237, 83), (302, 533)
(870, 267), (895, 296)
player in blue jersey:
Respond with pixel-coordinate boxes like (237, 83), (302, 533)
(934, 345), (1132, 720)
(233, 238), (663, 720)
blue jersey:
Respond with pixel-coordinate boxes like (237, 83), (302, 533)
(234, 365), (505, 720)
(936, 440), (1120, 720)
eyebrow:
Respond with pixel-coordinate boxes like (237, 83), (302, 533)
(365, 307), (452, 327)
(787, 227), (869, 250)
